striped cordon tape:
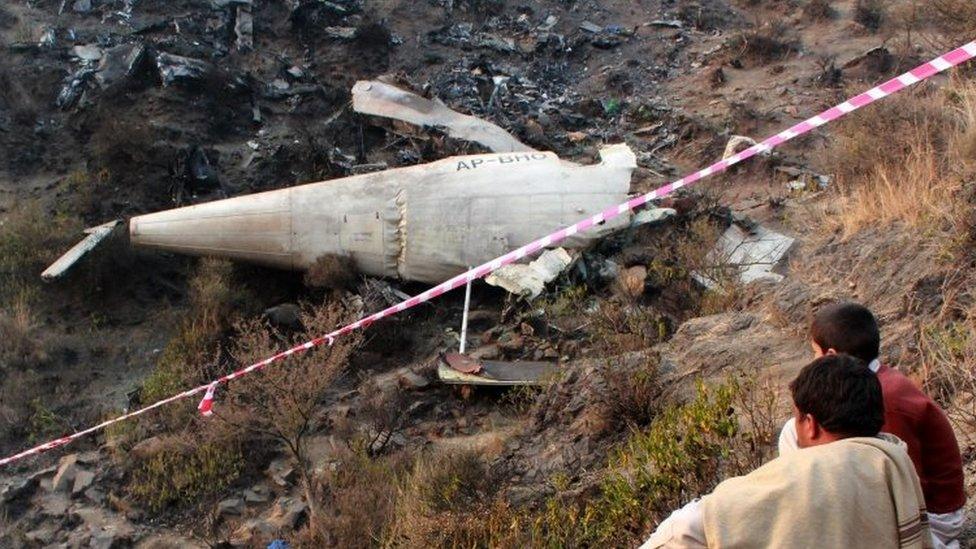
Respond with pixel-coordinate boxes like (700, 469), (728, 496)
(3, 40), (975, 468)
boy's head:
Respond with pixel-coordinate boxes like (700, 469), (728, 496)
(790, 354), (884, 448)
(809, 302), (880, 363)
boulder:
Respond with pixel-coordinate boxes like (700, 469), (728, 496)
(218, 497), (245, 516)
(244, 484), (270, 504)
(72, 469), (95, 496)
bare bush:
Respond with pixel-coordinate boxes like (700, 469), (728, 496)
(854, 0), (886, 32)
(727, 23), (801, 65)
(803, 0), (835, 21)
(600, 354), (663, 428)
(219, 299), (362, 525)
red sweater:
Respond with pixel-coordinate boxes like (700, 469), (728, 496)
(877, 364), (966, 513)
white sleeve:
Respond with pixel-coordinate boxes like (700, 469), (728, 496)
(777, 417), (799, 455)
(639, 499), (707, 549)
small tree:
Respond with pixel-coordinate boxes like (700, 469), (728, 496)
(218, 299), (362, 524)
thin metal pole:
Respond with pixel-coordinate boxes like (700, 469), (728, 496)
(459, 271), (473, 354)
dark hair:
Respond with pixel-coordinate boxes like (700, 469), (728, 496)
(810, 302), (880, 362)
(789, 354), (884, 438)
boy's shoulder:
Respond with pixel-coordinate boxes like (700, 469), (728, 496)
(876, 365), (939, 415)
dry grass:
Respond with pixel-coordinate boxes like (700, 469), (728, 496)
(822, 80), (976, 239)
(922, 0), (976, 52)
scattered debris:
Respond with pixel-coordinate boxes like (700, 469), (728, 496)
(695, 222), (795, 287)
(352, 79), (534, 153)
(439, 353), (560, 385)
(155, 52), (211, 87)
(485, 248), (574, 300)
(632, 207), (677, 227)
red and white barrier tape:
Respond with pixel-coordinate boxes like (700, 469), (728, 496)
(3, 41), (974, 468)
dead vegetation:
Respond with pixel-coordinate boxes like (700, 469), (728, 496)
(304, 254), (358, 290)
(853, 0), (886, 32)
(727, 23), (801, 65)
(221, 301), (363, 527)
(803, 0), (835, 21)
(822, 79), (976, 238)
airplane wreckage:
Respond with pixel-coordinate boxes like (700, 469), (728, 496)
(44, 80), (666, 287)
(43, 80), (792, 385)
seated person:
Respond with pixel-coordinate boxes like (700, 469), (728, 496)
(778, 302), (965, 548)
(641, 354), (931, 549)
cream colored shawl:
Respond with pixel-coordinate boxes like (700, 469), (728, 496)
(702, 434), (931, 548)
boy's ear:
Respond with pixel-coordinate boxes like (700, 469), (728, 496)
(825, 348), (837, 356)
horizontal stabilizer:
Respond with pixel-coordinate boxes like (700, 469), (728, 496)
(41, 220), (123, 280)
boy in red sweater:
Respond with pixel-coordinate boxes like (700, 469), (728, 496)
(778, 302), (966, 548)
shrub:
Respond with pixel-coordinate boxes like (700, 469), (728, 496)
(300, 447), (410, 547)
(222, 299), (362, 525)
(599, 354), (663, 428)
(803, 0), (835, 21)
(854, 0), (885, 32)
(140, 258), (249, 406)
(727, 23), (801, 65)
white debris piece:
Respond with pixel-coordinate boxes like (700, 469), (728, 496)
(632, 207), (677, 227)
(41, 221), (122, 280)
(694, 223), (795, 288)
(485, 248), (574, 300)
(352, 80), (534, 153)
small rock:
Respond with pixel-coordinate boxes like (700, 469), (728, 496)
(129, 436), (167, 460)
(244, 484), (270, 504)
(73, 0), (92, 12)
(231, 519), (275, 545)
(25, 525), (58, 544)
(722, 135), (758, 160)
(267, 497), (308, 530)
(90, 529), (121, 549)
(266, 458), (295, 487)
(615, 266), (647, 299)
(497, 332), (524, 352)
(84, 487), (106, 504)
(263, 303), (302, 328)
(218, 497), (245, 516)
(1, 476), (38, 505)
(72, 469), (95, 496)
(52, 454), (79, 492)
(470, 344), (500, 360)
(38, 492), (70, 517)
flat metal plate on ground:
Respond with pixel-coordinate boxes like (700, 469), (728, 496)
(439, 353), (559, 386)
